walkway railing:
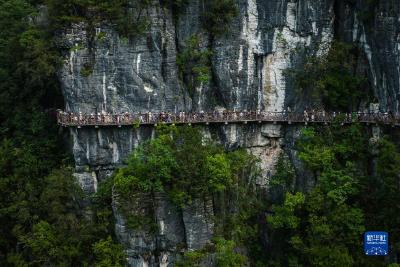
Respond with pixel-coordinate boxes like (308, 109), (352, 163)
(57, 110), (400, 127)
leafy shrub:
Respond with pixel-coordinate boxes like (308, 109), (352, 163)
(176, 238), (247, 267)
(176, 249), (208, 267)
(46, 0), (151, 38)
(80, 63), (93, 77)
(214, 237), (247, 267)
(205, 153), (232, 192)
(177, 35), (212, 96)
(268, 192), (305, 229)
(202, 0), (238, 37)
(93, 236), (126, 267)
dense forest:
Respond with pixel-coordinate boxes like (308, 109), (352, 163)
(1, 0), (400, 266)
(0, 0), (126, 265)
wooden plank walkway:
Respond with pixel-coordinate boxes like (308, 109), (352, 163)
(57, 110), (400, 128)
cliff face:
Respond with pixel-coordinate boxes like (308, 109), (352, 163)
(334, 0), (400, 111)
(59, 0), (400, 265)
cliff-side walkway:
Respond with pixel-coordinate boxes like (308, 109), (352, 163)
(57, 110), (400, 128)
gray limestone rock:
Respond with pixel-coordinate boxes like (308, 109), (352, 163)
(182, 197), (214, 251)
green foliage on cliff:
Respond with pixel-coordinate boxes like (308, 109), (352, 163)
(266, 123), (400, 266)
(291, 42), (371, 111)
(214, 237), (247, 267)
(46, 0), (151, 37)
(176, 238), (247, 267)
(202, 0), (238, 37)
(93, 236), (126, 267)
(80, 63), (93, 77)
(114, 125), (255, 208)
(174, 0), (237, 94)
(177, 35), (212, 96)
(46, 0), (238, 38)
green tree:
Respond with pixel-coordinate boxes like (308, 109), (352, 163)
(202, 0), (238, 37)
(214, 237), (247, 267)
(177, 35), (212, 96)
(93, 236), (126, 267)
(205, 153), (232, 192)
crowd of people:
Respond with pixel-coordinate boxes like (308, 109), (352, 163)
(57, 109), (399, 126)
